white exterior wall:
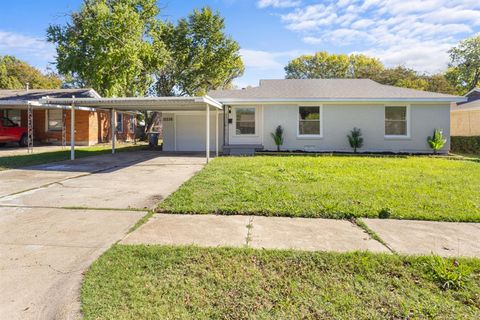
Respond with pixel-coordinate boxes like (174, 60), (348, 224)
(162, 104), (451, 154)
(162, 112), (224, 152)
(260, 103), (450, 153)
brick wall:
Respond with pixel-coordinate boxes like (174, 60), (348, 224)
(12, 109), (135, 146)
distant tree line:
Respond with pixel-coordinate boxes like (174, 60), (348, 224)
(0, 55), (61, 89)
(285, 34), (480, 95)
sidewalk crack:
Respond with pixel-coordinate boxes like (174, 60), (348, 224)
(245, 216), (254, 247)
(352, 218), (396, 254)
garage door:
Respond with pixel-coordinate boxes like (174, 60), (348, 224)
(175, 114), (218, 151)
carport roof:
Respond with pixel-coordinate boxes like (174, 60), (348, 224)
(38, 95), (223, 111)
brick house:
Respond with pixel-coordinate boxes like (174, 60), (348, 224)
(0, 89), (135, 145)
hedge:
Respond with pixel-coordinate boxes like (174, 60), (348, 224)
(451, 136), (480, 154)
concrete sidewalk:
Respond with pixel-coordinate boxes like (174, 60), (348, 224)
(0, 152), (206, 319)
(123, 214), (480, 258)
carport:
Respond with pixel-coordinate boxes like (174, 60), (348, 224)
(38, 95), (224, 163)
(0, 99), (98, 155)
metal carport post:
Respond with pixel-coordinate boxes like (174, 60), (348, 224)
(70, 96), (75, 160)
(111, 108), (116, 154)
(206, 104), (210, 163)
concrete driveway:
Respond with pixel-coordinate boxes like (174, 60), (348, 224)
(0, 151), (205, 319)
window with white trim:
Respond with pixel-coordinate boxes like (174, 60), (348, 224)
(235, 107), (255, 135)
(385, 106), (407, 136)
(116, 113), (123, 133)
(47, 109), (63, 131)
(298, 106), (321, 136)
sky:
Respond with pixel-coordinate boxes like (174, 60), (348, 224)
(0, 0), (479, 88)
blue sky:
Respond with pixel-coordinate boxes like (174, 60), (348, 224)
(0, 0), (479, 88)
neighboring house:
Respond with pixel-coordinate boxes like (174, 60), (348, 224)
(451, 88), (480, 136)
(160, 79), (464, 154)
(0, 89), (135, 145)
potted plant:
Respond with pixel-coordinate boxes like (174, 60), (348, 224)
(427, 129), (447, 154)
(271, 125), (284, 152)
(347, 127), (364, 153)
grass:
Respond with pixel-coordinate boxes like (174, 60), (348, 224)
(0, 143), (148, 171)
(82, 245), (480, 320)
(159, 156), (480, 222)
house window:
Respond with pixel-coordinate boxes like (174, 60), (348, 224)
(47, 109), (63, 131)
(1, 117), (17, 127)
(298, 106), (321, 136)
(116, 113), (123, 133)
(130, 115), (135, 132)
(235, 107), (255, 135)
(5, 109), (21, 126)
(385, 106), (408, 136)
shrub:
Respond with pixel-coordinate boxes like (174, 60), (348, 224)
(270, 125), (284, 152)
(450, 136), (480, 155)
(427, 129), (447, 154)
(347, 127), (364, 153)
(427, 255), (472, 290)
(378, 208), (392, 219)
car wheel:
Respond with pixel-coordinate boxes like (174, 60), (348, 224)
(19, 134), (28, 147)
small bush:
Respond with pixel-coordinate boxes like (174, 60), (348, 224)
(427, 255), (472, 290)
(270, 125), (284, 152)
(451, 136), (480, 155)
(427, 129), (447, 154)
(347, 127), (364, 153)
(378, 208), (392, 219)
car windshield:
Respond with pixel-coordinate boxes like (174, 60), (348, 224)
(1, 117), (18, 127)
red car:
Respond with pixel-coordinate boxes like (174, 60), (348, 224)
(0, 116), (28, 147)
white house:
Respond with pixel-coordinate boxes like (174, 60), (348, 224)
(162, 79), (465, 154)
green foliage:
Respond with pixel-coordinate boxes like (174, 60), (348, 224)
(82, 245), (480, 319)
(378, 208), (392, 219)
(0, 55), (61, 89)
(427, 129), (447, 154)
(285, 52), (383, 79)
(448, 34), (480, 94)
(451, 136), (480, 155)
(427, 255), (472, 290)
(347, 127), (363, 153)
(270, 125), (284, 151)
(160, 156), (480, 222)
(152, 7), (244, 96)
(47, 0), (166, 97)
(284, 53), (457, 94)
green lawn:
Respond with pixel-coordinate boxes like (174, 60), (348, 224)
(159, 156), (480, 222)
(0, 143), (147, 171)
(82, 245), (480, 319)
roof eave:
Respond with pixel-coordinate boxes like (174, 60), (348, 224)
(216, 97), (467, 104)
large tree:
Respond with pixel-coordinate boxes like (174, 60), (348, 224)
(285, 52), (383, 79)
(447, 34), (480, 94)
(152, 7), (244, 97)
(284, 52), (457, 94)
(0, 55), (61, 89)
(47, 0), (167, 97)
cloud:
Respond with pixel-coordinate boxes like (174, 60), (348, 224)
(240, 49), (303, 69)
(263, 0), (480, 73)
(257, 0), (301, 9)
(0, 30), (55, 70)
(235, 48), (309, 87)
(359, 41), (454, 73)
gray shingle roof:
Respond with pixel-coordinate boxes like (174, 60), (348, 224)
(209, 79), (463, 101)
(0, 88), (100, 101)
